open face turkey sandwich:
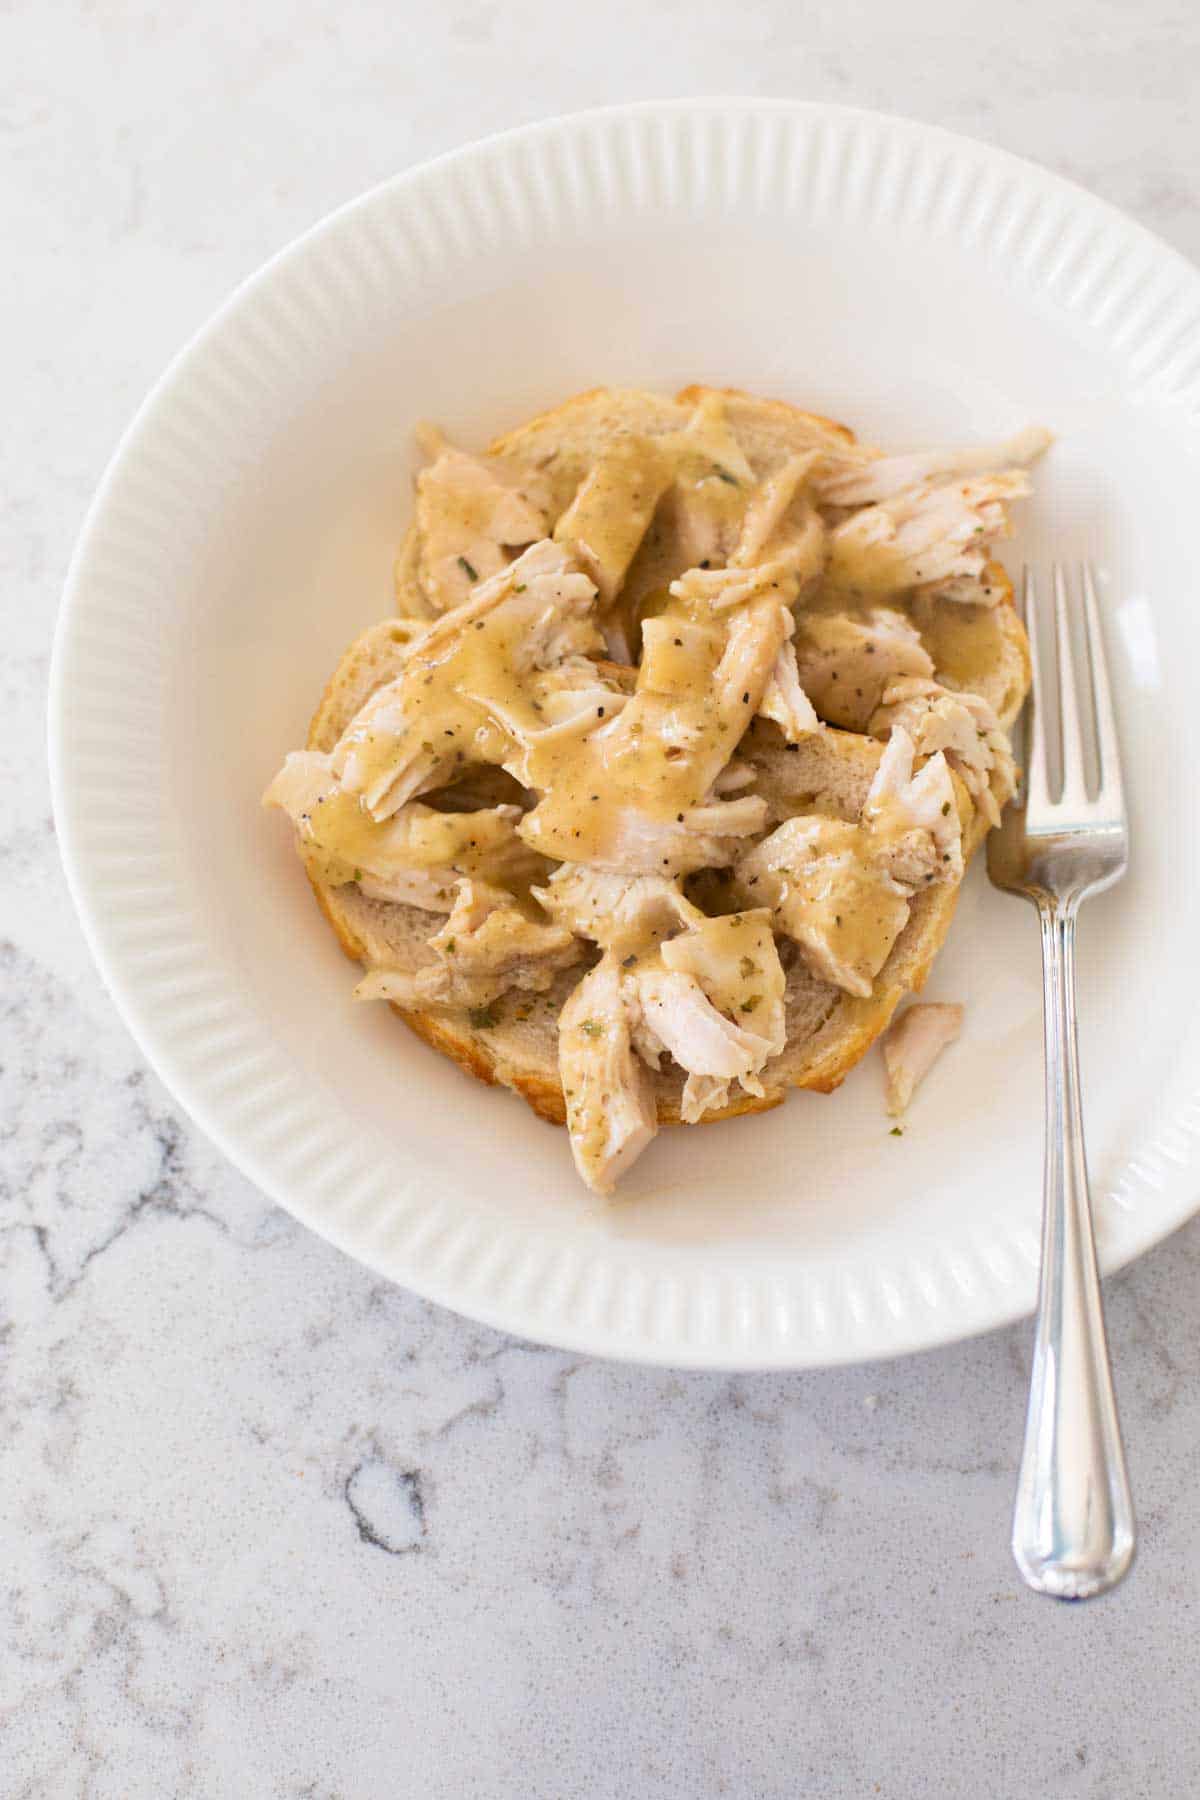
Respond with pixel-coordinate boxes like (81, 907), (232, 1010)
(265, 385), (1044, 1192)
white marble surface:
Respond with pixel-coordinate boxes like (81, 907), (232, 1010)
(6, 4), (1200, 1794)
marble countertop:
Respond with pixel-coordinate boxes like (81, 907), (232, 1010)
(6, 4), (1200, 1794)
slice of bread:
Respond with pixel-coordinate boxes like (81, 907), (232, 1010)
(292, 384), (1030, 1141)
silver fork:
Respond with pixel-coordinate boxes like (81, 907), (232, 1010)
(987, 563), (1134, 1601)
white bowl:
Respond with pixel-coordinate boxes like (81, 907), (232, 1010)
(50, 100), (1200, 1368)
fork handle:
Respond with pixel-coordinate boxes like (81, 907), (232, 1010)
(1012, 900), (1135, 1599)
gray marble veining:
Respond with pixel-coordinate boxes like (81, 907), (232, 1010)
(5, 3), (1200, 1793)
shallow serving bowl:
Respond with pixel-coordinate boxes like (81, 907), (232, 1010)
(50, 100), (1200, 1368)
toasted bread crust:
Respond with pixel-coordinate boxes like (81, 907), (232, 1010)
(674, 384), (859, 449)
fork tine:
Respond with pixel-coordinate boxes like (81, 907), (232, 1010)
(1081, 562), (1125, 816)
(1054, 563), (1088, 809)
(1023, 567), (1051, 813)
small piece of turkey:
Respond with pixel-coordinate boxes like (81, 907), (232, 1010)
(555, 900), (788, 1191)
(667, 451), (827, 616)
(792, 608), (933, 732)
(534, 865), (698, 955)
(355, 880), (583, 1010)
(650, 910), (787, 1117)
(734, 728), (963, 1000)
(881, 1002), (964, 1114)
(263, 756), (544, 907)
(559, 957), (658, 1195)
(658, 392), (758, 572)
(869, 677), (1016, 826)
(414, 434), (549, 613)
(817, 427), (1051, 507)
(581, 391), (798, 648)
(553, 434), (674, 653)
(818, 428), (1050, 596)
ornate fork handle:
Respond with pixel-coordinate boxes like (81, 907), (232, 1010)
(1011, 897), (1135, 1600)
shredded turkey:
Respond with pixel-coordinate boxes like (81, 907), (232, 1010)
(654, 910), (786, 1118)
(531, 793), (768, 879)
(332, 540), (601, 819)
(734, 452), (822, 564)
(553, 434), (673, 612)
(734, 732), (963, 996)
(817, 428), (1051, 507)
(678, 392), (757, 487)
(534, 866), (701, 951)
(881, 1002), (964, 1114)
(415, 438), (548, 612)
(263, 755), (541, 906)
(792, 608), (934, 731)
(712, 758), (758, 794)
(559, 954), (659, 1194)
(355, 880), (581, 1010)
(479, 660), (631, 753)
(667, 447), (827, 613)
(758, 639), (821, 741)
(656, 911), (786, 1052)
(735, 817), (912, 998)
(863, 727), (963, 884)
(659, 393), (759, 572)
(516, 596), (788, 868)
(634, 967), (773, 1117)
(637, 616), (724, 698)
(544, 872), (788, 1131)
(869, 677), (1016, 826)
(828, 470), (1036, 594)
(669, 559), (803, 613)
